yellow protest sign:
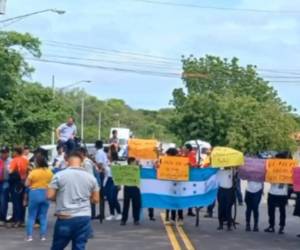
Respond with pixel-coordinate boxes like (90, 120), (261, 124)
(265, 159), (297, 184)
(157, 156), (189, 181)
(211, 147), (244, 168)
(128, 139), (158, 160)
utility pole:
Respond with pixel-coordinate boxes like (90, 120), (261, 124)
(81, 97), (85, 141)
(51, 75), (55, 145)
(98, 112), (102, 139)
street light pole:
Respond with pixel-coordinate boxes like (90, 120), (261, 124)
(0, 8), (65, 24)
(98, 112), (102, 139)
(0, 0), (7, 15)
(81, 97), (85, 141)
(51, 75), (55, 145)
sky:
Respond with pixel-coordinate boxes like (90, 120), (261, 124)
(1, 0), (300, 111)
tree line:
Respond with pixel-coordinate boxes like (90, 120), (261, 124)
(0, 31), (299, 152)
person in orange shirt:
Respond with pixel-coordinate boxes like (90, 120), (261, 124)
(184, 144), (197, 217)
(9, 146), (29, 227)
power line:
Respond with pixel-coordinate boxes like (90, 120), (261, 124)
(132, 0), (300, 14)
(44, 40), (178, 63)
(27, 57), (182, 78)
(40, 53), (181, 70)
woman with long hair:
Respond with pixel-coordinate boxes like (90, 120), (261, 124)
(25, 153), (53, 241)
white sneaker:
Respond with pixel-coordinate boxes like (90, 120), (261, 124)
(115, 214), (122, 221)
(41, 237), (46, 241)
(106, 215), (115, 221)
(26, 236), (33, 242)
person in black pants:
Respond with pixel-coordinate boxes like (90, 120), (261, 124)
(264, 184), (288, 234)
(217, 168), (235, 231)
(148, 208), (155, 221)
(120, 157), (141, 226)
(265, 151), (291, 235)
(245, 181), (263, 232)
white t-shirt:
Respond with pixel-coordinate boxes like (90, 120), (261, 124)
(83, 158), (95, 176)
(217, 169), (233, 189)
(95, 149), (111, 177)
(246, 181), (263, 193)
(269, 184), (288, 196)
(58, 123), (77, 142)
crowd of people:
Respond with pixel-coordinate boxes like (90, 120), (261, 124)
(0, 117), (300, 250)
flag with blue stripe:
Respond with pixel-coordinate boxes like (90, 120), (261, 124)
(141, 168), (218, 209)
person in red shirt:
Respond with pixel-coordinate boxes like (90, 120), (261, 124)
(9, 146), (29, 227)
(185, 144), (198, 167)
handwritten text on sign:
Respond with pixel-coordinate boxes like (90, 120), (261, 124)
(238, 157), (266, 182)
(128, 139), (158, 160)
(211, 147), (244, 168)
(111, 165), (140, 187)
(157, 156), (189, 181)
(265, 159), (297, 184)
(293, 167), (300, 192)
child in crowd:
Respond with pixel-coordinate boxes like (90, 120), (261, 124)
(121, 157), (141, 226)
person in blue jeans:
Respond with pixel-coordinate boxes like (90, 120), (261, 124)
(48, 151), (99, 250)
(0, 146), (11, 226)
(25, 154), (53, 241)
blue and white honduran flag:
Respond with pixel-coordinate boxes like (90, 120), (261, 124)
(140, 168), (219, 209)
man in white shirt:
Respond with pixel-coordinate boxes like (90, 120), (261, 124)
(217, 168), (235, 231)
(245, 181), (263, 232)
(95, 140), (121, 221)
(56, 117), (77, 154)
(265, 183), (288, 234)
(265, 152), (290, 235)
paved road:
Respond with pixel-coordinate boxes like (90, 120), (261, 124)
(0, 203), (299, 250)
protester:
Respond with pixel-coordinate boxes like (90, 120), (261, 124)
(293, 192), (300, 238)
(185, 144), (197, 217)
(25, 153), (53, 241)
(217, 167), (235, 231)
(52, 145), (65, 169)
(109, 129), (119, 148)
(120, 157), (141, 226)
(80, 146), (100, 222)
(164, 147), (184, 226)
(95, 140), (121, 220)
(48, 151), (99, 250)
(9, 146), (29, 228)
(0, 146), (11, 227)
(56, 117), (77, 154)
(23, 146), (33, 161)
(264, 152), (291, 234)
(245, 181), (263, 232)
(80, 147), (96, 176)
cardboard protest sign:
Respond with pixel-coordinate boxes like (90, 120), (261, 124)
(265, 159), (297, 184)
(157, 156), (189, 181)
(111, 165), (140, 186)
(293, 167), (300, 192)
(211, 147), (244, 168)
(128, 139), (158, 160)
(238, 157), (266, 182)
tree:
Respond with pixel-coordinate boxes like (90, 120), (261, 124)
(171, 55), (299, 154)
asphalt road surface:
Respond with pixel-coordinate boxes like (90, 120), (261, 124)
(0, 203), (299, 250)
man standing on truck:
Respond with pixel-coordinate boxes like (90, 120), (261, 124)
(56, 117), (77, 154)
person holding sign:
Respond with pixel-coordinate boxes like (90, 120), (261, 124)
(265, 152), (291, 235)
(245, 180), (263, 232)
(164, 148), (184, 226)
(217, 167), (235, 231)
(120, 157), (141, 226)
